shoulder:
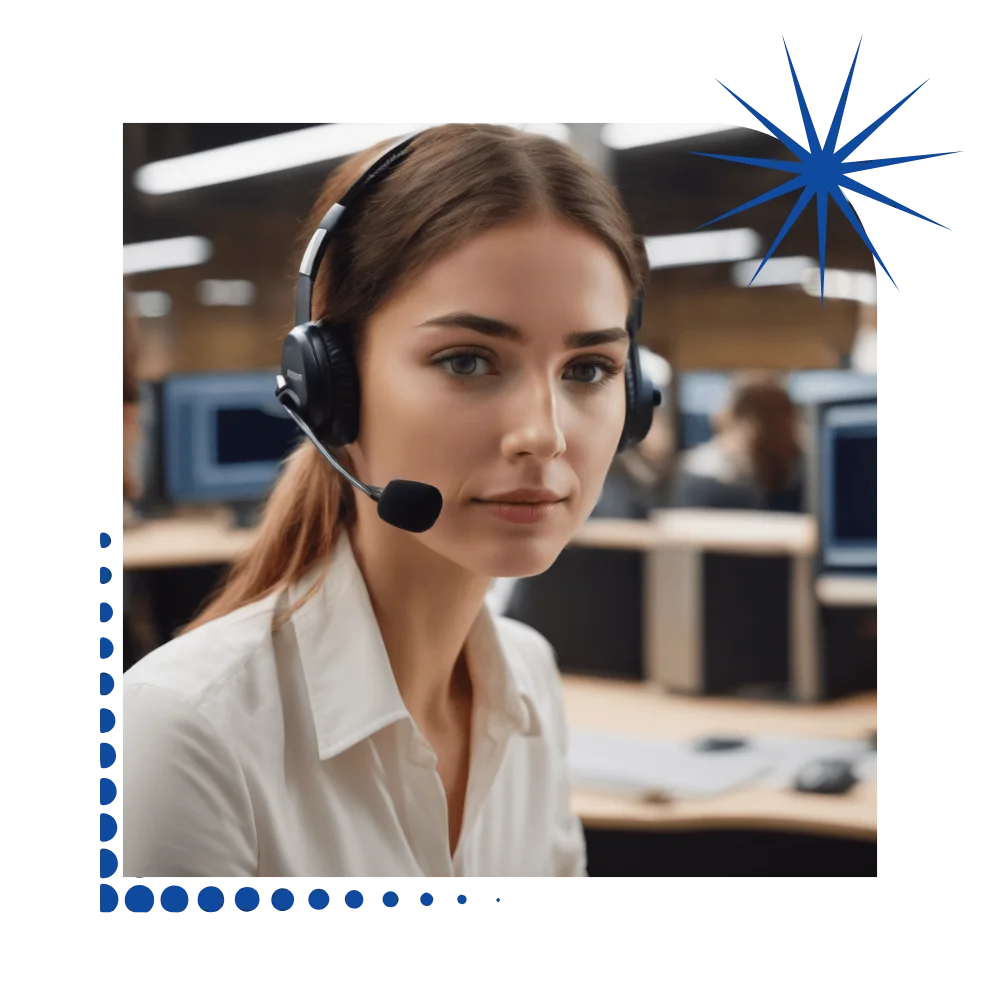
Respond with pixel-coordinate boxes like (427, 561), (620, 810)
(495, 614), (558, 673)
(124, 591), (281, 717)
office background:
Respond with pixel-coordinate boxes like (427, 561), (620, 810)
(123, 123), (877, 876)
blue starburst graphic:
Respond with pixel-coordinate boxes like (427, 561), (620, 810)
(692, 39), (957, 301)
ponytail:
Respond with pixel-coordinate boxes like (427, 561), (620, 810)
(182, 442), (357, 632)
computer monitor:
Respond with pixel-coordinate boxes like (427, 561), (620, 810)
(786, 370), (877, 405)
(818, 399), (877, 572)
(676, 371), (732, 450)
(161, 372), (301, 505)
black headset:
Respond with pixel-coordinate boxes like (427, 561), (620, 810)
(275, 130), (662, 533)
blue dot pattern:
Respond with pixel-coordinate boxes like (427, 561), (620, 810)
(233, 885), (260, 913)
(160, 884), (191, 916)
(94, 528), (503, 917)
(97, 635), (115, 665)
(306, 889), (330, 910)
(271, 889), (295, 913)
(94, 527), (122, 916)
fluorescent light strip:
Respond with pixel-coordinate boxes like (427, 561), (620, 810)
(731, 255), (817, 288)
(123, 236), (212, 275)
(134, 124), (570, 195)
(601, 123), (734, 150)
(128, 290), (172, 318)
(802, 268), (877, 305)
(197, 279), (256, 307)
(645, 228), (760, 269)
(135, 125), (438, 195)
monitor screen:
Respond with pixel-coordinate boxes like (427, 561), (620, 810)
(787, 370), (877, 405)
(820, 401), (877, 570)
(677, 372), (732, 450)
(162, 372), (301, 504)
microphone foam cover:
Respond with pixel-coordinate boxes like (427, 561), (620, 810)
(377, 480), (443, 533)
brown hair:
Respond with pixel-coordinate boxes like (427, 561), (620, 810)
(721, 372), (800, 494)
(184, 124), (649, 633)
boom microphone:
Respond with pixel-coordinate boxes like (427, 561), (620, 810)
(276, 379), (443, 533)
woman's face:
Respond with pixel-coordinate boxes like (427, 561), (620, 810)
(346, 215), (632, 579)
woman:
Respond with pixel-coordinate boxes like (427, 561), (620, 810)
(123, 124), (653, 877)
(668, 372), (803, 512)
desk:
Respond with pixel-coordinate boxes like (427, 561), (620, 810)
(816, 574), (877, 607)
(562, 674), (876, 842)
(124, 510), (256, 571)
(571, 510), (826, 701)
(125, 509), (874, 702)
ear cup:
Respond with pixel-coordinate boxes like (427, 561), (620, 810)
(312, 323), (361, 447)
(279, 322), (360, 447)
(616, 292), (660, 453)
(616, 347), (638, 454)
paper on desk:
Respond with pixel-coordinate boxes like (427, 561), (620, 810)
(567, 729), (771, 799)
(749, 736), (876, 788)
(567, 730), (877, 799)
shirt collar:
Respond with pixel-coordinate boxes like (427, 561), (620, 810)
(286, 530), (540, 761)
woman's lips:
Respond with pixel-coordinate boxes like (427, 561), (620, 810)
(472, 499), (565, 524)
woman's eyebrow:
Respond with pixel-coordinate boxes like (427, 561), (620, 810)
(419, 312), (629, 348)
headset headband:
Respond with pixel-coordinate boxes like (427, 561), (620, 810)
(295, 132), (421, 328)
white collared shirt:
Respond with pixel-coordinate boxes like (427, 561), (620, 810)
(123, 530), (587, 877)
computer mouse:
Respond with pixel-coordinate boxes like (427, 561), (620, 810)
(694, 735), (748, 752)
(794, 759), (858, 795)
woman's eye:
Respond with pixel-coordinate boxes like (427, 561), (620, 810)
(437, 353), (492, 377)
(434, 351), (621, 388)
(567, 362), (604, 384)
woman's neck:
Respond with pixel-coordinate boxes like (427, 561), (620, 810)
(346, 516), (492, 728)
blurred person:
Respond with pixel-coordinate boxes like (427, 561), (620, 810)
(589, 347), (672, 518)
(667, 372), (803, 512)
(122, 125), (660, 877)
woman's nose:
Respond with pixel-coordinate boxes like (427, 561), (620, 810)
(499, 375), (567, 460)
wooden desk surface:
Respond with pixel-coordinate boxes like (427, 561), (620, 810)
(562, 675), (876, 841)
(816, 574), (877, 607)
(124, 509), (256, 570)
(125, 508), (819, 570)
(572, 509), (817, 555)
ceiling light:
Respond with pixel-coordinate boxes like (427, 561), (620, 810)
(123, 236), (212, 275)
(601, 124), (735, 150)
(645, 228), (760, 269)
(731, 255), (817, 288)
(134, 125), (439, 195)
(196, 279), (256, 307)
(128, 290), (172, 318)
(134, 123), (570, 195)
(802, 268), (877, 305)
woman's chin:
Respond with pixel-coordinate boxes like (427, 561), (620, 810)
(461, 536), (570, 581)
